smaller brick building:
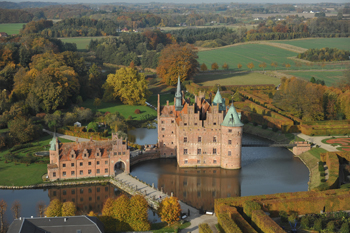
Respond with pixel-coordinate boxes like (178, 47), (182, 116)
(47, 133), (130, 181)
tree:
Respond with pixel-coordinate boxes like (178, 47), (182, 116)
(129, 61), (135, 69)
(247, 62), (254, 71)
(129, 195), (150, 231)
(87, 122), (99, 132)
(0, 200), (7, 233)
(294, 62), (302, 70)
(200, 63), (207, 71)
(259, 62), (267, 71)
(222, 63), (229, 70)
(104, 67), (151, 105)
(271, 62), (278, 70)
(310, 77), (316, 83)
(61, 202), (76, 216)
(211, 62), (219, 71)
(8, 116), (40, 144)
(93, 98), (101, 110)
(237, 63), (242, 69)
(158, 197), (181, 226)
(45, 199), (62, 217)
(112, 194), (130, 230)
(11, 201), (21, 219)
(285, 63), (291, 70)
(37, 201), (46, 217)
(102, 197), (114, 217)
(156, 43), (199, 86)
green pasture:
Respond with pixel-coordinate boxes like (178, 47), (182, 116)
(283, 70), (345, 86)
(59, 37), (104, 51)
(0, 23), (25, 35)
(0, 135), (72, 186)
(81, 99), (157, 120)
(275, 38), (350, 51)
(198, 44), (300, 72)
(194, 72), (281, 86)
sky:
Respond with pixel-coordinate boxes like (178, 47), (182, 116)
(5, 0), (350, 3)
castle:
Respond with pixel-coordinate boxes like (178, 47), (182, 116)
(157, 77), (244, 169)
(47, 133), (130, 181)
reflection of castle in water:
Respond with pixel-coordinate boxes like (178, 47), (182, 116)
(48, 184), (122, 214)
(157, 165), (241, 211)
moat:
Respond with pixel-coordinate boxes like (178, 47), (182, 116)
(0, 133), (308, 223)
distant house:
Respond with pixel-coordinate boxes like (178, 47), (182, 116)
(74, 122), (82, 127)
(121, 28), (129, 32)
(0, 32), (8, 37)
(7, 215), (104, 233)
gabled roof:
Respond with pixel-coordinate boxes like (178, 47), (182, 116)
(7, 216), (104, 233)
(221, 104), (244, 127)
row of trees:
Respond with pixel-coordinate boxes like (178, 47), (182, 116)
(298, 48), (350, 62)
(199, 62), (297, 71)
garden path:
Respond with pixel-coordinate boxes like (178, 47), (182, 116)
(295, 133), (345, 152)
(43, 129), (90, 142)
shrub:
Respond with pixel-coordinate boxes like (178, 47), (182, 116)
(326, 221), (335, 232)
(300, 216), (310, 229)
(243, 119), (249, 124)
(272, 126), (278, 132)
(318, 162), (325, 172)
(279, 211), (288, 223)
(340, 223), (349, 233)
(134, 109), (141, 114)
(288, 212), (298, 224)
(87, 122), (99, 132)
(262, 124), (268, 129)
(199, 223), (213, 233)
(253, 122), (258, 126)
(313, 218), (323, 231)
(243, 201), (261, 219)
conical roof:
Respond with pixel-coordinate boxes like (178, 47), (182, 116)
(212, 89), (222, 105)
(175, 76), (181, 98)
(221, 104), (244, 127)
(49, 133), (60, 151)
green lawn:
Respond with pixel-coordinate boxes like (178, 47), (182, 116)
(59, 37), (109, 51)
(194, 72), (281, 86)
(80, 99), (156, 120)
(284, 70), (345, 86)
(0, 23), (25, 35)
(0, 135), (73, 186)
(274, 38), (350, 51)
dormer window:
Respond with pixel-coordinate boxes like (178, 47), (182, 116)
(70, 150), (76, 159)
(95, 148), (101, 157)
(83, 149), (88, 158)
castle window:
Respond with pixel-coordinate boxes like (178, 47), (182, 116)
(184, 160), (188, 164)
(229, 129), (232, 133)
(162, 128), (165, 131)
(203, 160), (206, 164)
(118, 152), (121, 155)
(97, 187), (100, 192)
(213, 148), (217, 154)
(213, 160), (217, 164)
(171, 142), (173, 144)
(80, 170), (83, 175)
(53, 191), (56, 196)
(214, 122), (216, 125)
(105, 168), (108, 173)
(96, 153), (100, 156)
(197, 160), (200, 164)
(80, 189), (84, 194)
(72, 198), (75, 202)
(197, 191), (201, 198)
(198, 137), (202, 143)
(88, 162), (91, 165)
(52, 172), (56, 177)
(171, 120), (174, 123)
(97, 196), (100, 200)
(183, 179), (187, 186)
(161, 121), (164, 124)
(88, 188), (92, 193)
(105, 187), (108, 191)
(105, 161), (108, 164)
(194, 123), (197, 125)
(213, 137), (217, 142)
(63, 172), (66, 176)
(184, 137), (187, 143)
(97, 161), (100, 165)
(184, 123), (187, 126)
(171, 131), (173, 134)
(71, 190), (75, 194)
(71, 171), (75, 175)
(162, 135), (164, 137)
(114, 152), (117, 155)
(62, 163), (66, 167)
(88, 170), (92, 174)
(228, 151), (232, 156)
(184, 149), (188, 155)
(123, 152), (125, 155)
(97, 169), (100, 174)
(63, 190), (66, 195)
(71, 163), (74, 167)
(197, 149), (201, 155)
(228, 140), (232, 145)
(80, 162), (83, 166)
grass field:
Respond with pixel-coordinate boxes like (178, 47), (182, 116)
(194, 71), (281, 86)
(275, 38), (350, 51)
(59, 36), (112, 51)
(0, 23), (25, 35)
(81, 99), (156, 120)
(198, 43), (299, 72)
(0, 135), (72, 186)
(284, 70), (345, 86)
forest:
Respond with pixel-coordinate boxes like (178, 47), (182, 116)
(298, 48), (350, 62)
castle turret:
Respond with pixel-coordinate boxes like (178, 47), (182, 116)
(220, 104), (243, 169)
(212, 89), (226, 111)
(175, 76), (183, 111)
(49, 134), (59, 165)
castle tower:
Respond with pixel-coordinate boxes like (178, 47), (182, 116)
(212, 89), (226, 111)
(220, 104), (244, 169)
(175, 76), (183, 111)
(49, 134), (59, 165)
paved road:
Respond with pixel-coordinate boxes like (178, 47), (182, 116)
(115, 172), (218, 233)
(295, 133), (345, 152)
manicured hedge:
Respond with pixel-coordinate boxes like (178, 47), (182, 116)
(251, 210), (285, 233)
(199, 223), (213, 233)
(57, 126), (108, 140)
(230, 207), (258, 233)
(217, 213), (243, 233)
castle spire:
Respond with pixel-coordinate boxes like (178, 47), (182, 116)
(175, 76), (183, 111)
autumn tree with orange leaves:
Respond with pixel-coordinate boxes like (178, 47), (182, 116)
(157, 43), (199, 86)
(158, 197), (182, 226)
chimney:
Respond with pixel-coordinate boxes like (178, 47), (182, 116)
(166, 100), (169, 106)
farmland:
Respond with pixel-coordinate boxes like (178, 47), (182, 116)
(59, 36), (113, 51)
(274, 38), (350, 50)
(193, 71), (281, 86)
(284, 70), (345, 86)
(0, 23), (25, 35)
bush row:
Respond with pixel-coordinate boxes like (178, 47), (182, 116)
(231, 207), (258, 233)
(217, 213), (242, 233)
(198, 223), (213, 233)
(251, 210), (285, 233)
(57, 127), (108, 140)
